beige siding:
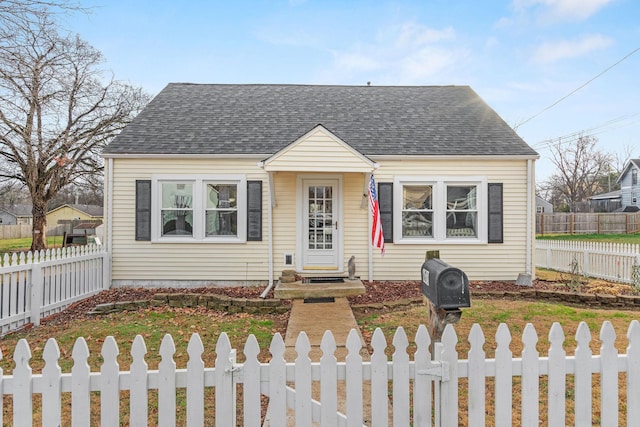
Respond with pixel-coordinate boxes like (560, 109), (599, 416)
(47, 207), (97, 226)
(109, 158), (270, 285)
(367, 158), (534, 281)
(265, 128), (373, 172)
(108, 156), (534, 286)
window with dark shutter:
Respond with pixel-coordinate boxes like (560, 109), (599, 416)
(247, 180), (262, 241)
(135, 180), (152, 241)
(377, 182), (393, 243)
(487, 183), (503, 243)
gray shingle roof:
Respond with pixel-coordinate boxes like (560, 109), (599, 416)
(103, 84), (538, 157)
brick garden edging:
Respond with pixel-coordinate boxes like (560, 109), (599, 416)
(472, 289), (640, 310)
(88, 293), (290, 316)
(88, 289), (640, 316)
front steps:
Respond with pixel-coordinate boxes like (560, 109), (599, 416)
(274, 270), (365, 299)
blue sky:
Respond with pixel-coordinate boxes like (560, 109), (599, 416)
(65, 0), (639, 180)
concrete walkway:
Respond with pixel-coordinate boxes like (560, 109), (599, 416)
(263, 297), (375, 426)
(284, 297), (366, 361)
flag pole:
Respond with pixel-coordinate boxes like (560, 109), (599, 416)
(368, 176), (374, 281)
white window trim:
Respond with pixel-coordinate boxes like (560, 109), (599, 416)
(151, 174), (247, 243)
(393, 176), (487, 244)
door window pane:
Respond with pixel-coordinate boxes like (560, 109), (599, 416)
(308, 185), (333, 249)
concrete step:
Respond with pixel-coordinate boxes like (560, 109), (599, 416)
(274, 278), (365, 299)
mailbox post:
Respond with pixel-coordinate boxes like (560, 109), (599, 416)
(421, 257), (470, 342)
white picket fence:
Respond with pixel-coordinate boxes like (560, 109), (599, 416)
(2, 321), (638, 426)
(535, 240), (640, 284)
(0, 245), (108, 334)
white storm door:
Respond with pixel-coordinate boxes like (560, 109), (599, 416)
(301, 179), (341, 270)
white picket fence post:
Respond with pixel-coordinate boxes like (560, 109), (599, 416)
(1, 322), (639, 425)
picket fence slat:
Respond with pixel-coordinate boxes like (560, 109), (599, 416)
(42, 338), (62, 427)
(628, 320), (640, 427)
(548, 323), (566, 427)
(345, 329), (364, 427)
(242, 335), (261, 427)
(294, 332), (312, 427)
(1, 322), (638, 426)
(370, 328), (388, 427)
(412, 325), (431, 427)
(71, 337), (90, 427)
(392, 327), (410, 427)
(600, 321), (619, 426)
(101, 336), (120, 427)
(320, 331), (338, 426)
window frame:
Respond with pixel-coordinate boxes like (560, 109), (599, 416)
(151, 174), (247, 243)
(393, 176), (487, 244)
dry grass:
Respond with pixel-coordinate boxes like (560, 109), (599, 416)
(356, 300), (637, 425)
(0, 297), (636, 425)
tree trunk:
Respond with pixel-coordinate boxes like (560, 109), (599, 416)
(31, 200), (48, 251)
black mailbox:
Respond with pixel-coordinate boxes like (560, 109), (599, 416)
(421, 258), (470, 309)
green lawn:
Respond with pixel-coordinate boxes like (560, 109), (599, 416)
(0, 236), (64, 257)
(536, 232), (640, 244)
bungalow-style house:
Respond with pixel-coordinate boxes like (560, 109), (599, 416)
(46, 204), (104, 234)
(618, 158), (640, 210)
(102, 84), (538, 288)
(535, 196), (553, 214)
(0, 204), (33, 225)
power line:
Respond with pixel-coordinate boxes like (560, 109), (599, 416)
(531, 113), (640, 150)
(515, 46), (640, 130)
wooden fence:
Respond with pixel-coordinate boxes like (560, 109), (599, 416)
(535, 240), (640, 284)
(0, 224), (31, 240)
(1, 321), (638, 426)
(0, 245), (109, 334)
(536, 212), (640, 235)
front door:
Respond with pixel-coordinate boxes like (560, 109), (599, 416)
(301, 178), (341, 271)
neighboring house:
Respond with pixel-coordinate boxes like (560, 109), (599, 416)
(535, 196), (553, 214)
(0, 204), (33, 225)
(618, 158), (640, 209)
(47, 204), (104, 228)
(0, 209), (18, 225)
(102, 84), (539, 288)
(587, 190), (622, 213)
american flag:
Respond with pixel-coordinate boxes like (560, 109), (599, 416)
(368, 175), (385, 256)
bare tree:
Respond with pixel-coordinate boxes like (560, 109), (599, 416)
(0, 0), (84, 28)
(0, 11), (148, 250)
(541, 135), (613, 212)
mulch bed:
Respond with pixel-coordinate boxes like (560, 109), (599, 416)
(41, 278), (631, 326)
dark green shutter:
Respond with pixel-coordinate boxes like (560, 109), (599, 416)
(377, 182), (393, 243)
(247, 180), (262, 241)
(488, 183), (503, 243)
(135, 180), (152, 241)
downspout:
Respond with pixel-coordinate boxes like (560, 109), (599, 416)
(526, 159), (533, 277)
(260, 164), (275, 298)
(106, 158), (114, 289)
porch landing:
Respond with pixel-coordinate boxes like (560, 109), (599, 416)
(274, 277), (365, 299)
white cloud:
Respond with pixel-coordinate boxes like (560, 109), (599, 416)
(532, 34), (613, 63)
(323, 23), (469, 84)
(512, 0), (616, 22)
